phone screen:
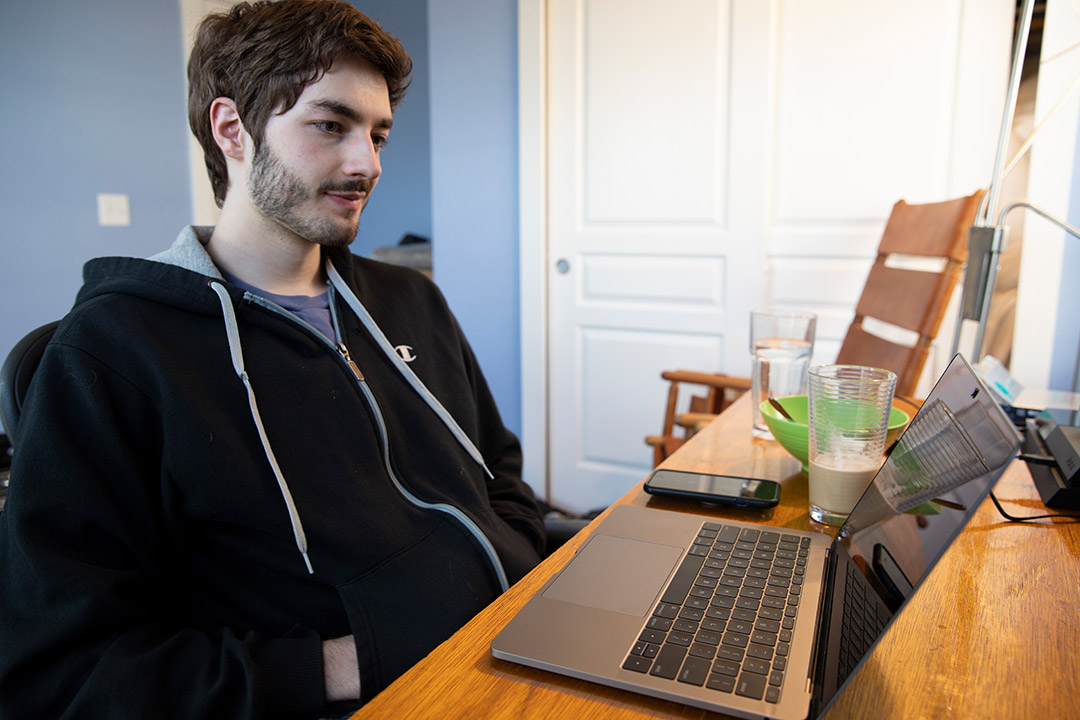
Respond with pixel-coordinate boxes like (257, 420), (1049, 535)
(645, 469), (781, 504)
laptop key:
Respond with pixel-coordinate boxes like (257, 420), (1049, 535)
(668, 631), (693, 647)
(679, 607), (704, 621)
(765, 686), (781, 703)
(717, 526), (741, 544)
(697, 630), (722, 645)
(688, 642), (716, 660)
(672, 618), (698, 633)
(654, 602), (680, 619)
(649, 644), (687, 679)
(752, 630), (778, 647)
(707, 673), (736, 693)
(728, 618), (754, 634)
(622, 654), (653, 673)
(738, 528), (760, 543)
(660, 553), (706, 605)
(701, 618), (726, 634)
(735, 671), (767, 700)
(679, 655), (712, 686)
(711, 658), (740, 676)
(647, 616), (672, 631)
(745, 643), (774, 661)
(758, 606), (783, 621)
(731, 608), (756, 622)
(721, 631), (749, 648)
(716, 645), (744, 662)
(744, 658), (770, 676)
(639, 628), (666, 644)
(756, 617), (781, 634)
(711, 596), (735, 610)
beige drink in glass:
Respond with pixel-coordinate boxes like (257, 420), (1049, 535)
(808, 452), (881, 523)
(807, 365), (896, 526)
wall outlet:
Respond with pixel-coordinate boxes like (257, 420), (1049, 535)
(97, 193), (131, 227)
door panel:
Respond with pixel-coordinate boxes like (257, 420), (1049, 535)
(547, 0), (759, 512)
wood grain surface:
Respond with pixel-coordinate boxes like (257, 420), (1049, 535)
(352, 395), (1080, 720)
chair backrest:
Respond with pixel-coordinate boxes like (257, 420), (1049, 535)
(0, 321), (60, 445)
(834, 191), (983, 398)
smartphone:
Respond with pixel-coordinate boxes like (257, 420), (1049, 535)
(643, 469), (781, 508)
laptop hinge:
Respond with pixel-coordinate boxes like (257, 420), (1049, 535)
(806, 547), (835, 715)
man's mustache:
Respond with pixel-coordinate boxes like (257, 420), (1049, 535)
(318, 179), (374, 194)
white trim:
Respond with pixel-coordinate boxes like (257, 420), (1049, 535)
(519, 0), (549, 502)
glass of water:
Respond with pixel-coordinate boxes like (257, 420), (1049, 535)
(750, 308), (817, 438)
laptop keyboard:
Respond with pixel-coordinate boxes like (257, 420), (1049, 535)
(622, 522), (810, 704)
(837, 562), (888, 683)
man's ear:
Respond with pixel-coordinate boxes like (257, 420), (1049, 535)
(209, 97), (247, 161)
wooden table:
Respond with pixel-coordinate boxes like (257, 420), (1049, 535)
(352, 395), (1080, 719)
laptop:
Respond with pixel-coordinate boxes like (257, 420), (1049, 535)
(492, 354), (1021, 719)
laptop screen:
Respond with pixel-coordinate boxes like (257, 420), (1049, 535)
(815, 354), (1021, 712)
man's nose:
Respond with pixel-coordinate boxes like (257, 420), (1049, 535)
(344, 136), (381, 179)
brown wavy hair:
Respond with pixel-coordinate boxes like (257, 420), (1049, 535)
(188, 0), (412, 207)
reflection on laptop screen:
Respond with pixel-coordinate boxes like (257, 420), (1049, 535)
(814, 355), (1021, 710)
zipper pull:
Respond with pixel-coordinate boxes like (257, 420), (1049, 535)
(336, 342), (365, 381)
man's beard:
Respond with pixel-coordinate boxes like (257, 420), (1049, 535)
(248, 142), (370, 248)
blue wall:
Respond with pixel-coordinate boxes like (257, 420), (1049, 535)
(0, 0), (192, 357)
(427, 0), (522, 437)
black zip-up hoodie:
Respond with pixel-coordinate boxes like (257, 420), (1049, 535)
(0, 227), (545, 719)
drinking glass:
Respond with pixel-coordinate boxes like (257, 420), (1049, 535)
(807, 365), (897, 526)
(750, 309), (816, 438)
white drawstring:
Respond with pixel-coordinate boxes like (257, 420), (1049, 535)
(209, 281), (314, 575)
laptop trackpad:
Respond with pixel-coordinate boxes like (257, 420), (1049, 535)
(542, 534), (684, 617)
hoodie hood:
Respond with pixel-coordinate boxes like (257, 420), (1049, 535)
(74, 226), (354, 316)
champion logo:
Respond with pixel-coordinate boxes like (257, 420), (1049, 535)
(394, 344), (418, 362)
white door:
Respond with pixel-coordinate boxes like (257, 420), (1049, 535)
(544, 0), (768, 512)
(524, 0), (1012, 514)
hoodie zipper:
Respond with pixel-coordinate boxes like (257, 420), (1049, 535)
(244, 293), (510, 592)
(336, 342), (364, 381)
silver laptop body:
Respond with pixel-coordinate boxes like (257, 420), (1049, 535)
(492, 355), (1021, 719)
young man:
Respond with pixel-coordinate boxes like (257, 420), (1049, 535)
(0, 2), (544, 718)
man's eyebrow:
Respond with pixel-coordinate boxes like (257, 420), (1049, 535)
(308, 99), (393, 129)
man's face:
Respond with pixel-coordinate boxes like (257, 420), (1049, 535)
(247, 57), (392, 247)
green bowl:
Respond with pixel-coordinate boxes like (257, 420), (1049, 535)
(759, 396), (910, 471)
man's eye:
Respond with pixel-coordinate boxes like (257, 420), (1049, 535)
(373, 135), (389, 150)
(314, 121), (343, 134)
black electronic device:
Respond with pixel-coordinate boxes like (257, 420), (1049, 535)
(643, 468), (781, 508)
(1023, 413), (1080, 509)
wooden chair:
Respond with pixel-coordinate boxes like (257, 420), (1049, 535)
(645, 191), (984, 466)
(833, 191), (984, 396)
(644, 370), (751, 467)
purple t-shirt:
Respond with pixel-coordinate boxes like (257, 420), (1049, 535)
(221, 270), (335, 342)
